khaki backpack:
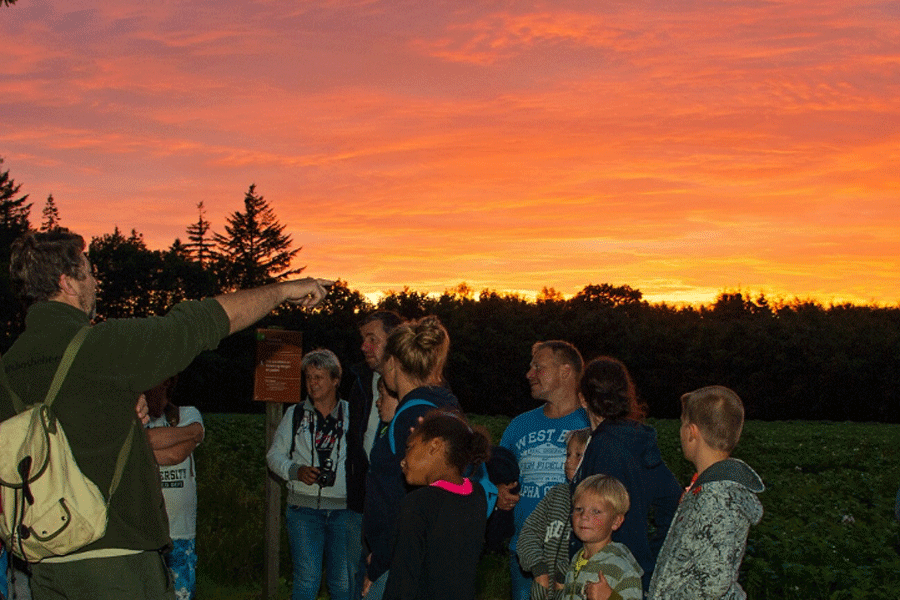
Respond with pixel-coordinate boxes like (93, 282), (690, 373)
(0, 326), (134, 562)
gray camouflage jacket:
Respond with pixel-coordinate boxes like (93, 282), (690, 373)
(647, 458), (764, 600)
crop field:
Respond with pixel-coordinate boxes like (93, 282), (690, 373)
(193, 414), (900, 599)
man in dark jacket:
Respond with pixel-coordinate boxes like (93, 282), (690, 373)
(345, 311), (403, 483)
(344, 311), (401, 599)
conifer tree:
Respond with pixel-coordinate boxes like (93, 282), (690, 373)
(40, 194), (61, 231)
(1, 158), (32, 341)
(213, 184), (302, 290)
(0, 157), (31, 244)
(185, 201), (216, 267)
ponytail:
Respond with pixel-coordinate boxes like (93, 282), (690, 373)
(413, 409), (491, 472)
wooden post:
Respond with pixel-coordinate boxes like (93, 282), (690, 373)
(254, 329), (304, 600)
(264, 402), (284, 600)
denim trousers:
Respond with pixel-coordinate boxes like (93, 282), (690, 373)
(510, 552), (533, 600)
(285, 505), (363, 600)
(362, 570), (389, 600)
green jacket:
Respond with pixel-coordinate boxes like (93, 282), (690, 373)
(0, 299), (230, 555)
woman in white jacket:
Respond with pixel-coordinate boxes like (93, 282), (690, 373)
(267, 349), (359, 600)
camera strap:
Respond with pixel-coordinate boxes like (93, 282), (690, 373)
(309, 402), (344, 469)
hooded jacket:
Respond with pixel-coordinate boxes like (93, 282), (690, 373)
(572, 419), (682, 590)
(647, 458), (764, 600)
(363, 385), (460, 582)
(266, 399), (352, 509)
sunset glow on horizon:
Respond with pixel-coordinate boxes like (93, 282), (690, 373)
(3, 0), (899, 306)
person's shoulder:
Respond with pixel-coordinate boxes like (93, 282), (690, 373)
(179, 406), (203, 426)
(347, 360), (372, 376)
(602, 541), (638, 560)
(508, 405), (546, 425)
(534, 482), (572, 513)
(697, 458), (765, 493)
(599, 419), (667, 466)
(346, 362), (374, 389)
(686, 479), (764, 527)
(597, 542), (643, 573)
(397, 387), (458, 420)
(500, 406), (543, 444)
(145, 414), (169, 429)
(559, 406), (589, 426)
(546, 481), (572, 502)
(279, 403), (300, 424)
(404, 484), (444, 507)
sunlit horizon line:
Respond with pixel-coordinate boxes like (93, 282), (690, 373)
(18, 214), (899, 311)
(356, 285), (898, 310)
(68, 224), (900, 310)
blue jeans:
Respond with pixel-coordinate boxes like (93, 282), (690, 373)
(510, 553), (533, 600)
(363, 570), (389, 600)
(0, 546), (7, 599)
(285, 505), (363, 600)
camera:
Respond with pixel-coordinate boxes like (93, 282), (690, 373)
(316, 459), (336, 487)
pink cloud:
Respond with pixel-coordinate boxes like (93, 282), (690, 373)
(1, 0), (898, 306)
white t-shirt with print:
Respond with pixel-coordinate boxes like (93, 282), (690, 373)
(147, 406), (203, 539)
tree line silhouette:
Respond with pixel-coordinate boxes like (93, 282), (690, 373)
(2, 157), (898, 422)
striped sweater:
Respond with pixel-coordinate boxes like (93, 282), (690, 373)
(564, 542), (643, 600)
(518, 483), (573, 600)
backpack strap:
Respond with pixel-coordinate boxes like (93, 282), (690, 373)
(388, 399), (436, 454)
(43, 326), (91, 410)
(107, 424), (135, 503)
(466, 462), (499, 517)
(288, 402), (304, 458)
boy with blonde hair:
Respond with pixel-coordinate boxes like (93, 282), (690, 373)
(564, 474), (643, 600)
(648, 386), (764, 600)
(518, 428), (592, 600)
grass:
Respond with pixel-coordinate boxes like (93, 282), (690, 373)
(193, 414), (900, 599)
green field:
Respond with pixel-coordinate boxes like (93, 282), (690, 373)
(193, 415), (900, 599)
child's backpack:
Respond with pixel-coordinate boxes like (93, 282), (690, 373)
(388, 399), (499, 516)
(0, 326), (135, 562)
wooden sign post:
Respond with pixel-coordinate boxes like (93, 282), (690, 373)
(254, 329), (304, 600)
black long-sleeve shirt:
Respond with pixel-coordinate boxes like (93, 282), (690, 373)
(384, 481), (487, 600)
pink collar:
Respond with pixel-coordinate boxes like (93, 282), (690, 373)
(430, 478), (473, 495)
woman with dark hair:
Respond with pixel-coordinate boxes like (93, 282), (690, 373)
(362, 316), (461, 600)
(573, 356), (682, 592)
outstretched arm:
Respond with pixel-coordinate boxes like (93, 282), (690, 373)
(215, 278), (332, 334)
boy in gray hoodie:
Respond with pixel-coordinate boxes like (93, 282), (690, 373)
(648, 386), (764, 600)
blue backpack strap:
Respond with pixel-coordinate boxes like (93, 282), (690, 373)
(466, 462), (498, 517)
(389, 401), (497, 517)
(388, 399), (436, 454)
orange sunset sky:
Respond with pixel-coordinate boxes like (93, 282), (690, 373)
(2, 0), (899, 305)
